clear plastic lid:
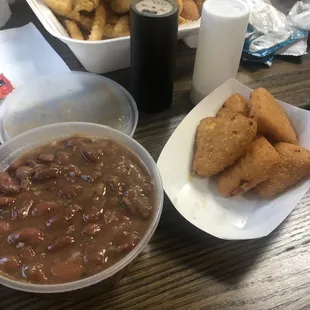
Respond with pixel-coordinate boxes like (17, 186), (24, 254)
(0, 72), (138, 143)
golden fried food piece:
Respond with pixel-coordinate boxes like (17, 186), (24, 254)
(193, 0), (204, 13)
(216, 107), (238, 120)
(63, 19), (84, 40)
(68, 11), (93, 31)
(181, 0), (200, 21)
(254, 143), (310, 197)
(104, 15), (130, 38)
(90, 0), (100, 8)
(249, 88), (297, 144)
(107, 13), (119, 26)
(110, 0), (130, 14)
(175, 0), (183, 16)
(179, 16), (191, 25)
(74, 0), (94, 12)
(44, 0), (72, 17)
(88, 5), (107, 41)
(193, 115), (257, 177)
(217, 93), (249, 118)
(218, 136), (280, 196)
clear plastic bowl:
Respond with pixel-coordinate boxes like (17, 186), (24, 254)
(0, 122), (163, 294)
(0, 72), (138, 143)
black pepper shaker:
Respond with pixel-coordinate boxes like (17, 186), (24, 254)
(130, 0), (178, 113)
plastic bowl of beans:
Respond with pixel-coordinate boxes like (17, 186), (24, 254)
(0, 122), (163, 294)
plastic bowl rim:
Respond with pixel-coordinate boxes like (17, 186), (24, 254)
(0, 122), (163, 293)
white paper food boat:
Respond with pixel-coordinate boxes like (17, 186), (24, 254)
(157, 78), (310, 240)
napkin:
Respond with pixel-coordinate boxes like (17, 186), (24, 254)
(0, 23), (70, 89)
(0, 22), (70, 121)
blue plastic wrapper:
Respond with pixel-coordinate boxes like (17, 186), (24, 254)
(242, 0), (308, 66)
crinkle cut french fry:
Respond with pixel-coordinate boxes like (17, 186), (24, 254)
(104, 15), (129, 38)
(88, 5), (107, 41)
(68, 11), (93, 31)
(74, 0), (94, 12)
(44, 0), (72, 17)
(63, 19), (84, 40)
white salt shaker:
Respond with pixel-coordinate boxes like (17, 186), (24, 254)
(190, 0), (250, 105)
(0, 0), (11, 29)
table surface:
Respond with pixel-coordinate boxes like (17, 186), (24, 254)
(2, 3), (310, 310)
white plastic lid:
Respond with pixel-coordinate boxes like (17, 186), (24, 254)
(0, 72), (138, 143)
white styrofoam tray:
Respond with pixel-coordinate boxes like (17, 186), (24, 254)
(157, 78), (310, 240)
(26, 0), (200, 73)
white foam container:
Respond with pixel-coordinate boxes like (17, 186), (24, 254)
(26, 0), (200, 73)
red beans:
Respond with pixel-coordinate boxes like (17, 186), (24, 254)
(58, 184), (82, 198)
(51, 261), (83, 282)
(7, 227), (44, 247)
(19, 246), (36, 262)
(0, 196), (15, 207)
(83, 206), (103, 222)
(22, 263), (47, 283)
(0, 221), (11, 235)
(33, 166), (60, 181)
(64, 204), (82, 221)
(82, 223), (101, 237)
(63, 164), (81, 177)
(47, 236), (75, 252)
(56, 151), (70, 165)
(37, 153), (54, 163)
(31, 201), (60, 217)
(11, 199), (34, 220)
(0, 172), (20, 194)
(46, 213), (66, 229)
(0, 255), (21, 271)
(84, 245), (107, 266)
(81, 149), (98, 162)
(15, 166), (33, 180)
(0, 136), (154, 285)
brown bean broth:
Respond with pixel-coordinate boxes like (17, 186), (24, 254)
(0, 136), (155, 284)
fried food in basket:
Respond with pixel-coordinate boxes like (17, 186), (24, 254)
(193, 115), (257, 177)
(110, 0), (130, 14)
(249, 88), (297, 144)
(88, 4), (107, 41)
(63, 19), (84, 40)
(193, 0), (204, 13)
(175, 0), (183, 16)
(218, 136), (280, 197)
(254, 143), (310, 197)
(104, 15), (130, 38)
(44, 0), (72, 17)
(74, 0), (94, 12)
(67, 11), (93, 31)
(217, 93), (249, 118)
(45, 0), (204, 41)
(181, 0), (200, 21)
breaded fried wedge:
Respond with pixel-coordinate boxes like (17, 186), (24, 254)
(217, 93), (249, 118)
(249, 88), (297, 144)
(218, 136), (280, 196)
(254, 143), (310, 197)
(193, 115), (257, 177)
